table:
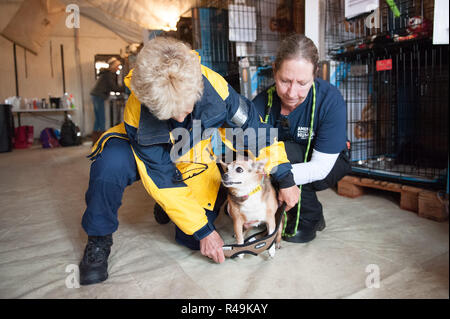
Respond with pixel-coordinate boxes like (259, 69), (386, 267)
(13, 108), (76, 127)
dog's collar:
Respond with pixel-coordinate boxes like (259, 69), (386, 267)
(230, 175), (266, 202)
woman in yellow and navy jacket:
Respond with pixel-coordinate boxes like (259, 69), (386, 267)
(79, 37), (299, 286)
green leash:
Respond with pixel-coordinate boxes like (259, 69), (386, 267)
(264, 86), (276, 124)
(385, 0), (401, 18)
(263, 82), (316, 237)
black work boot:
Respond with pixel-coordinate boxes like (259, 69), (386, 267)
(283, 215), (326, 243)
(153, 203), (171, 225)
(282, 205), (326, 243)
(79, 234), (113, 285)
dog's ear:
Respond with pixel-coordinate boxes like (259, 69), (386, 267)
(218, 159), (228, 171)
(252, 159), (268, 174)
(236, 153), (248, 163)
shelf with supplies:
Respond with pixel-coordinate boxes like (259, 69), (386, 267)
(329, 37), (434, 60)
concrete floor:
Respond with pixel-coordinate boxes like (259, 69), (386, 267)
(0, 143), (448, 298)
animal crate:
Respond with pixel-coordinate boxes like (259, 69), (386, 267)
(182, 0), (304, 95)
(325, 0), (448, 189)
(325, 0), (436, 58)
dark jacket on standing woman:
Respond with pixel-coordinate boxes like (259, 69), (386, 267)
(90, 69), (123, 100)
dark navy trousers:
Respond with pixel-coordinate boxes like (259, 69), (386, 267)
(282, 140), (351, 229)
(82, 138), (139, 236)
(81, 138), (224, 250)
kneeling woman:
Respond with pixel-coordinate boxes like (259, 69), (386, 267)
(253, 34), (351, 243)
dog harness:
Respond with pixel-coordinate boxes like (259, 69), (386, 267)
(222, 204), (285, 258)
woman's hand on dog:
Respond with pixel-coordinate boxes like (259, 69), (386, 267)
(200, 230), (225, 264)
(278, 185), (300, 211)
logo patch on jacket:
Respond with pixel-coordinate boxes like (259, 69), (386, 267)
(297, 127), (314, 139)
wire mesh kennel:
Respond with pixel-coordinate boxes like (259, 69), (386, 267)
(325, 0), (436, 57)
(178, 0), (305, 97)
(325, 0), (448, 188)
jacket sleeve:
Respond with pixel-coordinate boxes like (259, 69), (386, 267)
(221, 85), (296, 188)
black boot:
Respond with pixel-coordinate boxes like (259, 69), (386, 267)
(283, 201), (325, 243)
(282, 182), (326, 243)
(79, 234), (113, 285)
(153, 203), (171, 225)
(283, 214), (326, 243)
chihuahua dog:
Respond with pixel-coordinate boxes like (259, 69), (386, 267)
(220, 157), (282, 258)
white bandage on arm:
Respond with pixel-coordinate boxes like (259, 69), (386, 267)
(291, 149), (339, 185)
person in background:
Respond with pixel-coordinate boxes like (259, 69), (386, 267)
(253, 34), (351, 244)
(90, 57), (123, 144)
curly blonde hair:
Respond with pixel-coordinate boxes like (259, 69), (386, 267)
(130, 37), (204, 120)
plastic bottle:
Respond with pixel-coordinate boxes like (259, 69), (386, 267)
(63, 93), (69, 109)
(69, 94), (75, 109)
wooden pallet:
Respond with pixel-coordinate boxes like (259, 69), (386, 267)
(337, 176), (449, 222)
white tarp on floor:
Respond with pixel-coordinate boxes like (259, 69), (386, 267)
(0, 145), (448, 298)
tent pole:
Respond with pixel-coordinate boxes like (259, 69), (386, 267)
(13, 43), (19, 96)
(74, 29), (86, 136)
(60, 44), (66, 94)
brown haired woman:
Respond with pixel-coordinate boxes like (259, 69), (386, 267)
(253, 34), (351, 243)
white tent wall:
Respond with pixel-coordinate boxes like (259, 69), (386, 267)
(0, 0), (322, 139)
(0, 2), (21, 108)
(0, 0), (128, 138)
